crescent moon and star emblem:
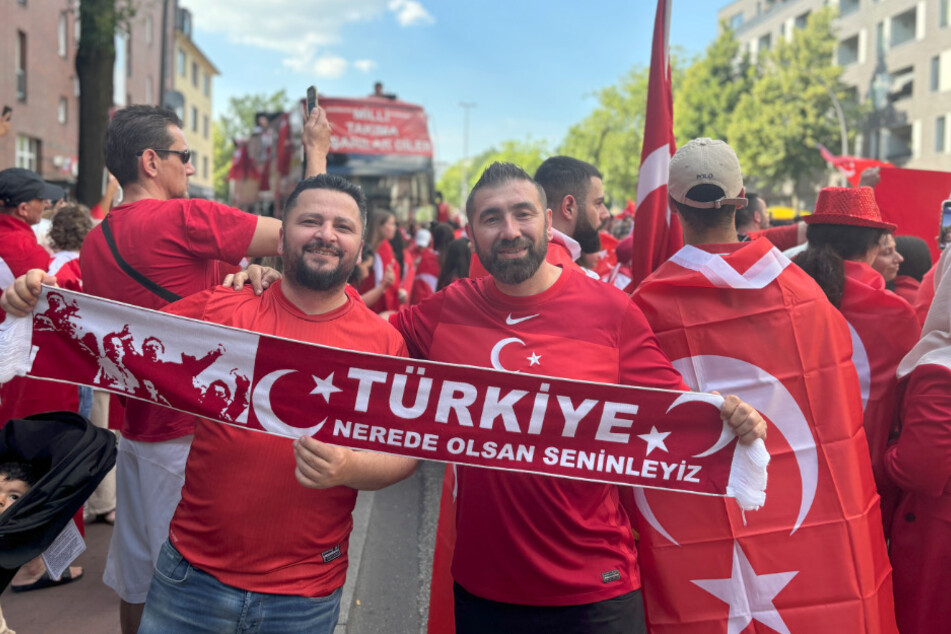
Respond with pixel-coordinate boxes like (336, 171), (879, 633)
(489, 337), (542, 372)
(251, 369), (329, 438)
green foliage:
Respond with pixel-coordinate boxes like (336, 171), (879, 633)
(213, 90), (291, 201)
(674, 24), (754, 143)
(726, 7), (863, 192)
(436, 138), (551, 209)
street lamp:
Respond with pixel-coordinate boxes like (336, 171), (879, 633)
(459, 102), (476, 204)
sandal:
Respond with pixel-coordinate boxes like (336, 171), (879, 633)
(11, 567), (84, 592)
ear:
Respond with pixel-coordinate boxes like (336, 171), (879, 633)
(140, 149), (160, 179)
(277, 226), (285, 256)
(13, 201), (32, 222)
(559, 194), (576, 222)
(545, 207), (554, 241)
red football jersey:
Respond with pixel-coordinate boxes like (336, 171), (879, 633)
(393, 267), (686, 606)
(166, 282), (407, 597)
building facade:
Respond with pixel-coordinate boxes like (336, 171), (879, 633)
(718, 0), (951, 173)
(171, 8), (218, 200)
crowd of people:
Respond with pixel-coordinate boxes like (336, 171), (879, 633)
(0, 99), (947, 634)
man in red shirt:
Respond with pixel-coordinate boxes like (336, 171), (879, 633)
(534, 155), (611, 262)
(79, 104), (330, 633)
(387, 162), (766, 633)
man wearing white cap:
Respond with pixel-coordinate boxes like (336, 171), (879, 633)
(628, 138), (897, 632)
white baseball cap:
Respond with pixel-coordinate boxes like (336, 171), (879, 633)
(668, 138), (747, 209)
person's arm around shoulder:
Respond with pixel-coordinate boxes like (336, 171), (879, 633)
(294, 437), (417, 491)
(1, 269), (55, 316)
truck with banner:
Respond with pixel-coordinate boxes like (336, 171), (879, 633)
(227, 94), (436, 222)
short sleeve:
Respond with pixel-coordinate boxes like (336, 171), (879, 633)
(618, 301), (689, 392)
(161, 288), (216, 320)
(182, 200), (259, 265)
(389, 293), (444, 360)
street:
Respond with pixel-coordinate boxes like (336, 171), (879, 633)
(1, 460), (443, 634)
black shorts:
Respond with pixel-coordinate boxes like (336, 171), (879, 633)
(453, 582), (647, 634)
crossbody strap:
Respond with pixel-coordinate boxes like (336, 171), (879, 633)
(100, 215), (182, 304)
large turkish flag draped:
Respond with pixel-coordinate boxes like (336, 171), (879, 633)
(632, 239), (897, 633)
(628, 0), (682, 290)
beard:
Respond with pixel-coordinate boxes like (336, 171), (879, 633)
(573, 203), (603, 254)
(474, 234), (548, 285)
(285, 238), (357, 291)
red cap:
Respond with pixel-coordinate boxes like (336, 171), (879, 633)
(804, 186), (896, 232)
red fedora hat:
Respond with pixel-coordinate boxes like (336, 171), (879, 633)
(804, 186), (896, 231)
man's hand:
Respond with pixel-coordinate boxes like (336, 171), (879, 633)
(1, 269), (55, 317)
(302, 105), (331, 178)
(222, 264), (282, 295)
(719, 394), (767, 445)
(294, 436), (353, 489)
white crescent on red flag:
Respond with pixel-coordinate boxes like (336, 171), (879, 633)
(628, 0), (683, 290)
(632, 239), (897, 633)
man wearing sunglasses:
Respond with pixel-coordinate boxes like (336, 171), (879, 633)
(77, 104), (331, 634)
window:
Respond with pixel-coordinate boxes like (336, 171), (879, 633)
(202, 156), (209, 180)
(876, 21), (886, 56)
(839, 0), (859, 17)
(942, 0), (950, 28)
(890, 7), (918, 48)
(192, 62), (198, 87)
(795, 11), (810, 30)
(191, 106), (198, 132)
(202, 114), (209, 139)
(126, 32), (133, 78)
(889, 65), (914, 102)
(758, 33), (771, 53)
(58, 97), (67, 124)
(114, 31), (127, 106)
(937, 116), (947, 153)
(175, 103), (184, 124)
(729, 12), (743, 30)
(146, 15), (153, 45)
(884, 124), (913, 161)
(203, 73), (210, 96)
(177, 49), (185, 75)
(58, 12), (68, 57)
(16, 31), (27, 102)
(933, 56), (941, 92)
(146, 75), (153, 104)
(15, 136), (40, 171)
(838, 35), (860, 66)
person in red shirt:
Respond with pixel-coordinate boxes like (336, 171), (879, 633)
(388, 162), (766, 634)
(78, 104), (330, 633)
(534, 156), (611, 261)
(886, 247), (951, 634)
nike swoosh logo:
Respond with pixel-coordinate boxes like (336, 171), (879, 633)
(505, 313), (539, 325)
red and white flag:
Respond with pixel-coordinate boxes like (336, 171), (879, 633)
(627, 0), (682, 291)
(817, 143), (891, 187)
(632, 239), (897, 633)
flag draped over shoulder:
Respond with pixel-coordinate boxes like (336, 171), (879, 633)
(628, 0), (682, 290)
(631, 239), (897, 633)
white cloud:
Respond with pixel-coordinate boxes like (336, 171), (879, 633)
(354, 59), (378, 73)
(388, 0), (435, 26)
(178, 0), (433, 78)
(312, 55), (349, 79)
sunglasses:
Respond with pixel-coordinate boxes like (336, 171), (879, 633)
(138, 148), (192, 164)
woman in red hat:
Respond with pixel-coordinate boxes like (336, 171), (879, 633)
(794, 186), (920, 538)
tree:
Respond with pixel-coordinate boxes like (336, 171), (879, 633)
(436, 138), (550, 209)
(75, 0), (119, 207)
(212, 90), (291, 201)
(674, 25), (755, 144)
(726, 7), (862, 194)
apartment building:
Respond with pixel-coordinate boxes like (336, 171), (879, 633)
(718, 0), (951, 173)
(171, 8), (218, 200)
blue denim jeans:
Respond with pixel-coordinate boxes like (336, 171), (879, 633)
(139, 540), (342, 634)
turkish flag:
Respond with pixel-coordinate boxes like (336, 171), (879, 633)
(631, 239), (897, 632)
(627, 0), (682, 290)
(818, 144), (891, 187)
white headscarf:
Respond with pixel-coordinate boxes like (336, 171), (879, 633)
(897, 247), (951, 379)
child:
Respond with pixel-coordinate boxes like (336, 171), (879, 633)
(0, 462), (38, 513)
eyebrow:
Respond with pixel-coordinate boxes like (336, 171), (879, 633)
(478, 201), (537, 221)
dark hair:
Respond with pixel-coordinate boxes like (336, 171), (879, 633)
(794, 224), (885, 307)
(894, 235), (931, 281)
(671, 184), (737, 233)
(0, 462), (41, 487)
(431, 223), (455, 255)
(437, 237), (471, 290)
(734, 192), (761, 230)
(534, 156), (601, 214)
(465, 162), (547, 221)
(389, 225), (405, 270)
(105, 106), (183, 187)
(49, 203), (93, 251)
(283, 174), (368, 238)
(367, 210), (396, 251)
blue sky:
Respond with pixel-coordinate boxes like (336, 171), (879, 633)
(179, 0), (723, 169)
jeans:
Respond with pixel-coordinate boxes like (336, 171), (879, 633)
(139, 540), (342, 634)
(78, 385), (93, 419)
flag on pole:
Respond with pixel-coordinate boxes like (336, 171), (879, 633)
(818, 143), (891, 187)
(627, 0), (682, 291)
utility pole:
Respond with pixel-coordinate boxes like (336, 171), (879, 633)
(459, 101), (476, 204)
